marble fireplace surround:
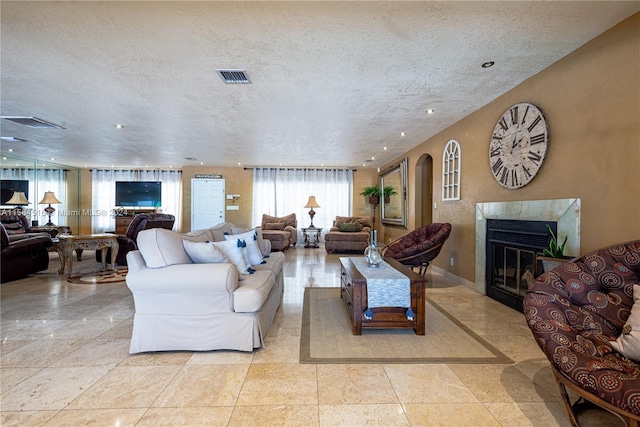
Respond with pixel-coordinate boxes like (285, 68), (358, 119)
(475, 198), (581, 295)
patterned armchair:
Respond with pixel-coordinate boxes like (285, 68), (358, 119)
(261, 213), (297, 251)
(324, 216), (373, 253)
(523, 241), (640, 425)
(381, 223), (451, 276)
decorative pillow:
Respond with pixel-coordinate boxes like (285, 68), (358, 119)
(182, 240), (228, 264)
(610, 284), (640, 362)
(338, 222), (363, 232)
(213, 239), (252, 275)
(137, 228), (193, 268)
(226, 230), (264, 265)
(264, 222), (285, 230)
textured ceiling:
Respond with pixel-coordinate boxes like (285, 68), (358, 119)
(1, 1), (638, 170)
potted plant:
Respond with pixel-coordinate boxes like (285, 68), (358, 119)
(539, 224), (570, 272)
(382, 186), (397, 204)
(360, 185), (381, 206)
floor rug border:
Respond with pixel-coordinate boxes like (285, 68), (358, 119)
(299, 287), (514, 365)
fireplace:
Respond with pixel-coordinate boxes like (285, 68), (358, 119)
(475, 198), (581, 307)
(485, 219), (555, 312)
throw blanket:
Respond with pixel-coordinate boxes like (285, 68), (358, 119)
(350, 257), (413, 320)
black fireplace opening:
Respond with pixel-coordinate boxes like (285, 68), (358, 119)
(486, 219), (556, 312)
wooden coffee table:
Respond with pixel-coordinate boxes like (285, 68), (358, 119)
(57, 234), (119, 278)
(339, 257), (426, 335)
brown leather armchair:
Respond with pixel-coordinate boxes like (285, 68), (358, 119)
(97, 213), (175, 265)
(1, 222), (52, 282)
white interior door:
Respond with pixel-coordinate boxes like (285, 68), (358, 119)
(191, 179), (225, 231)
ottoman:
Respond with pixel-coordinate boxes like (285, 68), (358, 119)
(262, 230), (291, 251)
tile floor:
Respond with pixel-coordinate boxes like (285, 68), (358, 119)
(0, 246), (614, 426)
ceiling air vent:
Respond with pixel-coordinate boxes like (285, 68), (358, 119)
(0, 116), (65, 129)
(215, 69), (251, 84)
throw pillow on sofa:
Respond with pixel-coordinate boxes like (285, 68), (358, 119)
(225, 230), (265, 266)
(338, 221), (363, 232)
(213, 239), (252, 275)
(183, 240), (228, 264)
(137, 228), (193, 268)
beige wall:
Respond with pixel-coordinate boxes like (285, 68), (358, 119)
(73, 14), (639, 289)
(380, 13), (640, 284)
(181, 166), (254, 233)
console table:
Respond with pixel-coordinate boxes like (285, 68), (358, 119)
(57, 234), (119, 278)
(339, 257), (426, 335)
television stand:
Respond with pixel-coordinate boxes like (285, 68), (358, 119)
(114, 208), (157, 234)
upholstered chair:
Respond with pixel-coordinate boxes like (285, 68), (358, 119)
(381, 223), (452, 276)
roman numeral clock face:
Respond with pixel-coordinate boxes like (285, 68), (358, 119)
(489, 103), (549, 189)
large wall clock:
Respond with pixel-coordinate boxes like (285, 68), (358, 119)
(489, 102), (549, 189)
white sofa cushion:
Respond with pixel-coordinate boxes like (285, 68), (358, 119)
(233, 270), (275, 312)
(184, 228), (215, 241)
(137, 228), (193, 268)
(183, 240), (229, 264)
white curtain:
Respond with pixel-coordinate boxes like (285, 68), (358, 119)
(91, 169), (182, 233)
(1, 168), (66, 225)
(252, 168), (353, 243)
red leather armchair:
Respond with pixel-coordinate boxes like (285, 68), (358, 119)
(97, 213), (175, 265)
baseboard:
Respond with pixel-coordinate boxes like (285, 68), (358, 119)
(430, 265), (478, 293)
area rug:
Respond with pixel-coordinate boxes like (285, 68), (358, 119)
(300, 287), (513, 364)
(40, 251), (128, 284)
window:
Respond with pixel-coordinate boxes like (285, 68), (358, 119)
(91, 169), (182, 232)
(442, 139), (461, 201)
(252, 168), (353, 243)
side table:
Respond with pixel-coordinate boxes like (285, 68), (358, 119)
(302, 227), (322, 248)
(57, 234), (119, 278)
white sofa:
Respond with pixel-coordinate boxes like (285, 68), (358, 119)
(125, 222), (284, 353)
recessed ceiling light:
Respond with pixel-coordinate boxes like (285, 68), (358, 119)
(400, 132), (405, 137)
(482, 61), (495, 68)
(426, 109), (435, 114)
(200, 162), (204, 165)
(383, 147), (388, 150)
(115, 124), (124, 129)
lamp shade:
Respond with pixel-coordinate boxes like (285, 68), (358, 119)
(39, 191), (61, 205)
(6, 191), (30, 205)
(304, 196), (320, 209)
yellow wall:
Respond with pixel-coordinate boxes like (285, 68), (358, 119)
(380, 13), (640, 284)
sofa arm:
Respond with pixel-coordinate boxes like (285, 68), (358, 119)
(3, 236), (52, 256)
(126, 251), (239, 314)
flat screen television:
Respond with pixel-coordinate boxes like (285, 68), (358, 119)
(1, 179), (29, 205)
(115, 181), (162, 208)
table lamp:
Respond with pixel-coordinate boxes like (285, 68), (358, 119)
(6, 191), (30, 213)
(304, 196), (320, 228)
(39, 191), (61, 226)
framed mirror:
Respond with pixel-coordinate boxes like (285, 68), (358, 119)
(380, 158), (408, 227)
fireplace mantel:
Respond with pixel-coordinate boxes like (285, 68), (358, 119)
(475, 198), (581, 295)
